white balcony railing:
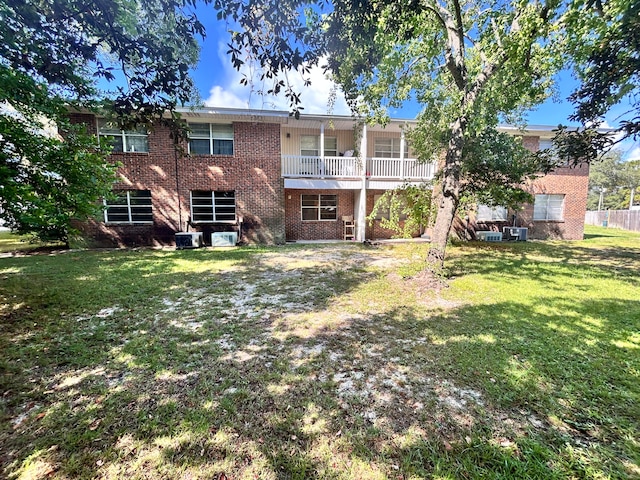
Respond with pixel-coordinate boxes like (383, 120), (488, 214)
(282, 155), (436, 180)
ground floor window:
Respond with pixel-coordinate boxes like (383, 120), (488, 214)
(190, 191), (236, 222)
(104, 190), (153, 223)
(477, 204), (508, 221)
(533, 194), (565, 221)
(301, 194), (337, 221)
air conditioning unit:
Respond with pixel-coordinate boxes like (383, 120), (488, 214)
(503, 227), (528, 241)
(175, 232), (204, 249)
(476, 231), (503, 242)
(211, 232), (238, 247)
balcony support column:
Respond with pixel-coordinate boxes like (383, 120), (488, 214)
(356, 123), (368, 241)
(400, 130), (406, 179)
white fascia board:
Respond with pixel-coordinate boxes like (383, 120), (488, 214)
(284, 178), (362, 189)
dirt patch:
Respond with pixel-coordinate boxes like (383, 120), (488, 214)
(409, 269), (449, 293)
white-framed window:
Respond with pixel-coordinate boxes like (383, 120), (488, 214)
(539, 138), (569, 166)
(188, 123), (234, 155)
(533, 194), (565, 221)
(374, 137), (401, 158)
(301, 194), (337, 221)
(300, 136), (338, 156)
(98, 119), (149, 153)
(477, 204), (508, 221)
(104, 190), (152, 223)
(538, 138), (554, 151)
(374, 137), (416, 158)
(190, 191), (236, 223)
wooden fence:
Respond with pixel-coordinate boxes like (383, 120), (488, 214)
(585, 210), (640, 232)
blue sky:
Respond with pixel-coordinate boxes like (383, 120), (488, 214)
(187, 6), (639, 160)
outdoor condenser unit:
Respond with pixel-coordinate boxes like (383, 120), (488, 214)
(175, 232), (204, 249)
(476, 231), (503, 242)
(211, 232), (238, 247)
(503, 227), (528, 241)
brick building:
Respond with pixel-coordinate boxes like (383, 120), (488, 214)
(70, 108), (589, 246)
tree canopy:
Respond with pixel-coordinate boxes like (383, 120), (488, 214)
(0, 0), (204, 242)
(219, 0), (566, 267)
(587, 152), (640, 210)
(557, 0), (640, 155)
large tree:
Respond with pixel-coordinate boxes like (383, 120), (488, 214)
(587, 152), (640, 210)
(0, 0), (204, 242)
(218, 0), (564, 267)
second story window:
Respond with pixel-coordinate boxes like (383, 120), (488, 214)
(373, 137), (415, 158)
(188, 123), (234, 155)
(300, 136), (338, 156)
(98, 119), (149, 153)
(374, 137), (401, 158)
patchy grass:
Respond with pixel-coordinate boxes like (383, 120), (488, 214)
(1, 227), (639, 479)
(0, 232), (65, 254)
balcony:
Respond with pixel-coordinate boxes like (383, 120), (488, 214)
(281, 155), (436, 181)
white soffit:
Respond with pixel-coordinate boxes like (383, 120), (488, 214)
(284, 178), (362, 189)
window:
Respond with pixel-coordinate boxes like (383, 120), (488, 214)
(188, 123), (234, 155)
(477, 204), (508, 221)
(104, 190), (152, 223)
(301, 194), (337, 221)
(190, 191), (236, 222)
(300, 136), (338, 156)
(533, 194), (565, 221)
(98, 119), (149, 153)
(539, 138), (569, 166)
(374, 137), (401, 158)
(538, 139), (554, 151)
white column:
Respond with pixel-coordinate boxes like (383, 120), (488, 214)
(320, 122), (325, 158)
(400, 129), (406, 178)
(356, 123), (368, 241)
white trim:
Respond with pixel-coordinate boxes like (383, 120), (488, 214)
(104, 190), (153, 224)
(301, 194), (338, 221)
(190, 190), (237, 223)
(284, 179), (362, 189)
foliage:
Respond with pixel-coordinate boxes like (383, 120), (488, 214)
(461, 129), (559, 209)
(556, 0), (640, 156)
(0, 69), (118, 243)
(217, 0), (564, 267)
(587, 151), (640, 209)
(0, 0), (204, 242)
(368, 183), (435, 238)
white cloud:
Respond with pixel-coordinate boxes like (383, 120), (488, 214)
(625, 145), (640, 161)
(203, 42), (350, 115)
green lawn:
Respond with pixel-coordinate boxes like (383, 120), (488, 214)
(1, 226), (638, 479)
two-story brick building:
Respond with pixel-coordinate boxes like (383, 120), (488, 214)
(70, 108), (589, 247)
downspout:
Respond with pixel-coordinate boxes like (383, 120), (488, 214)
(174, 142), (183, 232)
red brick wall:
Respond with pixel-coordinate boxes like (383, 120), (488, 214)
(284, 189), (355, 241)
(365, 190), (415, 240)
(520, 163), (590, 240)
(469, 135), (590, 240)
(78, 117), (285, 247)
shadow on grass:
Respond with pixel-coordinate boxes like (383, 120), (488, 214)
(1, 245), (639, 478)
(449, 240), (640, 286)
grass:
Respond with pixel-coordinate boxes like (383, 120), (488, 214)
(0, 231), (65, 254)
(1, 226), (638, 479)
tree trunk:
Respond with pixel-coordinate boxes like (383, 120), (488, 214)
(427, 116), (465, 269)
